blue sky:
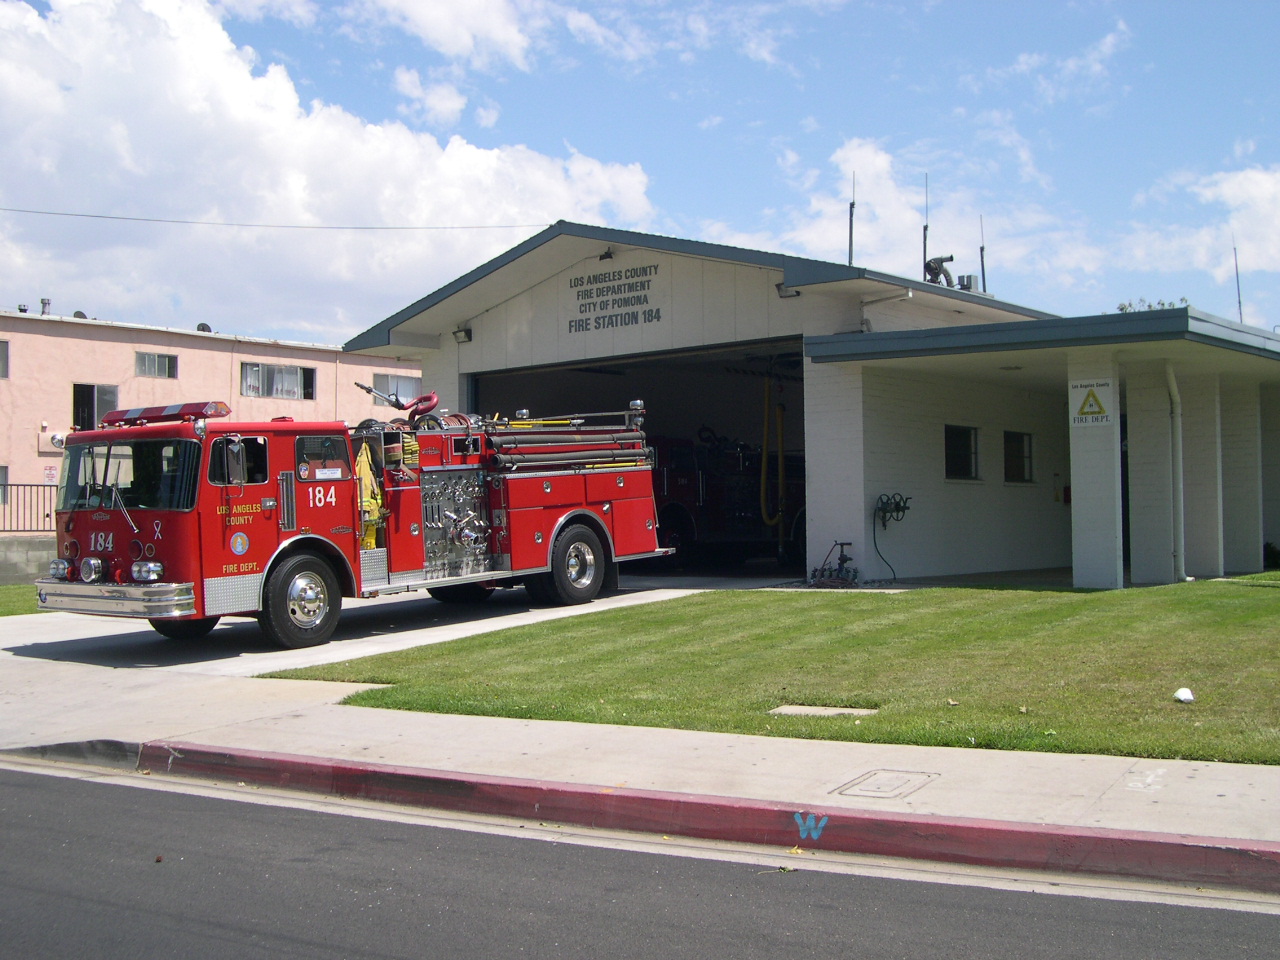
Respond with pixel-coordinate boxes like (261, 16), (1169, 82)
(1, 0), (1276, 343)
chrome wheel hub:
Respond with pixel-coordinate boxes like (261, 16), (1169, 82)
(287, 572), (328, 628)
(565, 542), (596, 588)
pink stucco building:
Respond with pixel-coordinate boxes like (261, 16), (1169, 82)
(0, 307), (424, 488)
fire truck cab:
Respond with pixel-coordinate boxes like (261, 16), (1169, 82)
(36, 397), (667, 648)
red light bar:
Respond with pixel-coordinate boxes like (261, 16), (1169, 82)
(100, 401), (232, 426)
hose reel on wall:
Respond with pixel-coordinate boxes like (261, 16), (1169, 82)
(871, 493), (911, 582)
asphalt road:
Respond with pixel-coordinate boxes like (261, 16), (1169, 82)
(2, 767), (1276, 960)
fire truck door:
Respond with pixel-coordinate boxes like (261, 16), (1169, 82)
(202, 435), (276, 614)
(292, 434), (358, 551)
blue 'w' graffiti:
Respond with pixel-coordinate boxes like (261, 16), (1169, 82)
(794, 812), (829, 840)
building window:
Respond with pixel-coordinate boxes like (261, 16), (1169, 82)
(136, 351), (178, 378)
(240, 362), (316, 400)
(372, 372), (423, 406)
(1004, 431), (1034, 483)
(944, 424), (979, 480)
(0, 340), (8, 378)
(72, 383), (119, 431)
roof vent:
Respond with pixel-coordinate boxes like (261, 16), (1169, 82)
(197, 322), (212, 332)
(40, 298), (51, 315)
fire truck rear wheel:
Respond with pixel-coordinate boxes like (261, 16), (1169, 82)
(259, 553), (342, 648)
(149, 616), (221, 641)
(427, 583), (495, 603)
(550, 524), (604, 605)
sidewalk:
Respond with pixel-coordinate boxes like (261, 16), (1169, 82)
(3, 594), (1279, 896)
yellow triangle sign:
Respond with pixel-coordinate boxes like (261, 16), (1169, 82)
(1076, 388), (1107, 418)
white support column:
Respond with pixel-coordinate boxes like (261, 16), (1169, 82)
(1221, 381), (1263, 574)
(1068, 352), (1124, 589)
(802, 357), (866, 574)
(1125, 362), (1176, 584)
(1181, 374), (1224, 579)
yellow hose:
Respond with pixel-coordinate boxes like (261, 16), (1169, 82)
(760, 379), (786, 544)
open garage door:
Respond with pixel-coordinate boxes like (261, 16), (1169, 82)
(473, 339), (806, 565)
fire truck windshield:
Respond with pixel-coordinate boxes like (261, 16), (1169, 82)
(58, 439), (202, 512)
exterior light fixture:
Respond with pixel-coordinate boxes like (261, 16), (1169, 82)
(452, 327), (473, 344)
(599, 249), (613, 261)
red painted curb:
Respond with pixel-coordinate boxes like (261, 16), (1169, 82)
(138, 740), (1280, 894)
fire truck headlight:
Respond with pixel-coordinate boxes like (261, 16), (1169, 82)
(79, 557), (105, 582)
(131, 560), (165, 582)
(49, 559), (70, 580)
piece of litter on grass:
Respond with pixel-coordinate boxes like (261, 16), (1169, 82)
(1174, 687), (1195, 703)
(1019, 706), (1028, 714)
(946, 699), (959, 707)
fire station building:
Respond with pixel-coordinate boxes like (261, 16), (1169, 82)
(346, 221), (1280, 589)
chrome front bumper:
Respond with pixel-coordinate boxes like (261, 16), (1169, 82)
(35, 578), (197, 619)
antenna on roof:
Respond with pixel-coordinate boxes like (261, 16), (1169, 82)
(1233, 233), (1244, 324)
(847, 171), (856, 267)
(979, 215), (988, 293)
(922, 174), (929, 282)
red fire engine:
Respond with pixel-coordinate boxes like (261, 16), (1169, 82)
(36, 389), (668, 648)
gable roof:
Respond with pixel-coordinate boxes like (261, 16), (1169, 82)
(345, 220), (1055, 355)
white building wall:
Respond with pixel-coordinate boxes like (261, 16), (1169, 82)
(1180, 374), (1224, 579)
(1125, 363), (1176, 584)
(1068, 352), (1123, 589)
(460, 250), (813, 376)
(857, 368), (1071, 579)
(1221, 381), (1263, 574)
(801, 358), (866, 574)
(1261, 386), (1280, 554)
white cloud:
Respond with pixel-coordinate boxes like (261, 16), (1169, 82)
(0, 0), (654, 339)
(560, 7), (653, 62)
(699, 137), (1112, 302)
(974, 21), (1131, 105)
(1121, 165), (1280, 283)
(346, 0), (533, 69)
(698, 115), (723, 130)
(974, 110), (1050, 189)
(474, 102), (500, 128)
(215, 0), (317, 26)
(393, 68), (467, 127)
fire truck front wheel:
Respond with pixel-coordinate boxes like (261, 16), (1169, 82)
(149, 617), (221, 641)
(550, 524), (604, 605)
(259, 553), (342, 648)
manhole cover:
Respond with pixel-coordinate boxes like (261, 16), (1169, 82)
(833, 769), (938, 799)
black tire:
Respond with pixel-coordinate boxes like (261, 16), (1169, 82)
(258, 553), (342, 649)
(428, 583), (495, 603)
(149, 616), (220, 640)
(549, 524), (605, 605)
(522, 573), (555, 605)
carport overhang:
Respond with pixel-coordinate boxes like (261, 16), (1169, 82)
(344, 220), (1057, 359)
(806, 306), (1280, 589)
(805, 307), (1280, 387)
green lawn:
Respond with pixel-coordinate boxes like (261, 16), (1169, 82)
(0, 584), (41, 617)
(276, 581), (1280, 765)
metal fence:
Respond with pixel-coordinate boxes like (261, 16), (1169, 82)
(0, 484), (58, 532)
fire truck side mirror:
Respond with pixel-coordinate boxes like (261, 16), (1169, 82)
(225, 439), (247, 486)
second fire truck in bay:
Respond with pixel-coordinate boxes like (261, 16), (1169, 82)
(36, 386), (668, 648)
